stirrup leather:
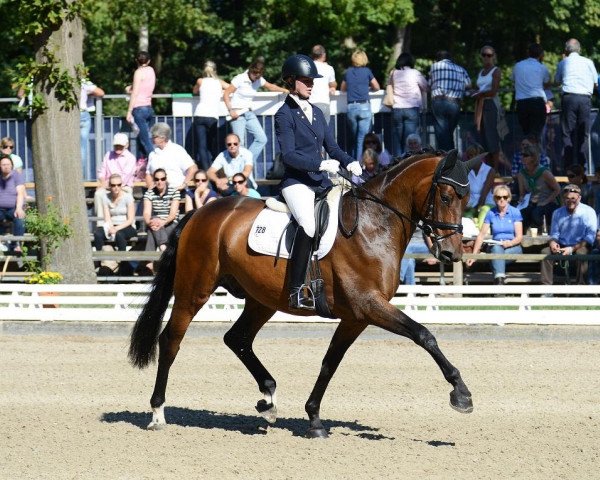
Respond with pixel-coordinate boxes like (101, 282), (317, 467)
(289, 284), (315, 310)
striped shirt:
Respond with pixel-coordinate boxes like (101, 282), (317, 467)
(429, 59), (471, 99)
(143, 185), (178, 220)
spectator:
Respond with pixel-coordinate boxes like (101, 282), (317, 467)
(554, 39), (598, 169)
(352, 148), (379, 184)
(362, 132), (392, 168)
(400, 230), (436, 285)
(223, 58), (288, 163)
(517, 145), (561, 232)
(184, 170), (218, 212)
(588, 214), (600, 285)
(192, 60), (230, 171)
(145, 122), (198, 194)
(511, 43), (551, 141)
(93, 174), (137, 274)
(387, 52), (428, 157)
(232, 172), (261, 199)
(80, 77), (104, 175)
(1, 137), (23, 173)
(463, 144), (496, 229)
(511, 134), (550, 177)
(405, 133), (423, 156)
(541, 183), (597, 288)
(126, 51), (156, 159)
(142, 169), (180, 273)
(466, 185), (523, 285)
(428, 50), (471, 151)
(565, 164), (594, 207)
(308, 45), (337, 124)
(0, 155), (26, 254)
(340, 50), (380, 158)
(473, 46), (510, 174)
(207, 133), (256, 196)
(94, 133), (137, 223)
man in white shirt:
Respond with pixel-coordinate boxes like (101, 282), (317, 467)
(145, 122), (197, 194)
(554, 38), (599, 168)
(207, 133), (257, 196)
(511, 43), (551, 141)
(308, 45), (337, 125)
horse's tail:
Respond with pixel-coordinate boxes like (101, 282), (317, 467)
(128, 211), (195, 369)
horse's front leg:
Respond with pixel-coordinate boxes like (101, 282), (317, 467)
(305, 321), (366, 439)
(370, 295), (473, 413)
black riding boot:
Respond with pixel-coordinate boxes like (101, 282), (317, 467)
(288, 226), (315, 310)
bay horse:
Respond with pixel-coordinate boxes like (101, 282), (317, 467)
(129, 150), (477, 438)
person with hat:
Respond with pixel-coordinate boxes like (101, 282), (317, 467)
(94, 132), (137, 223)
(540, 183), (597, 288)
(276, 53), (361, 310)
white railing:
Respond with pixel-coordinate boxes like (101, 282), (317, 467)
(1, 284), (599, 325)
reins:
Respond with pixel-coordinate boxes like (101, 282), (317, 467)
(336, 163), (463, 250)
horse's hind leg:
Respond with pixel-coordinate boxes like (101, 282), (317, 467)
(368, 296), (473, 413)
(223, 297), (277, 423)
(148, 300), (206, 430)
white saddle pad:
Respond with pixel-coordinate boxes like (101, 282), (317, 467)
(248, 186), (343, 259)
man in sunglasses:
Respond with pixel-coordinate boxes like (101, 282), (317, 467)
(541, 183), (597, 288)
(207, 133), (257, 196)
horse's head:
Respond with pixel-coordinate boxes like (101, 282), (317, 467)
(415, 150), (481, 264)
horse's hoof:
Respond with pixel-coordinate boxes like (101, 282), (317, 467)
(450, 391), (473, 414)
(305, 427), (329, 439)
(147, 421), (166, 431)
(255, 399), (277, 424)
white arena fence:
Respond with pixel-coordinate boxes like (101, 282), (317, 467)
(1, 284), (600, 325)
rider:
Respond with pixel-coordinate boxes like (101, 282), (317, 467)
(276, 53), (362, 310)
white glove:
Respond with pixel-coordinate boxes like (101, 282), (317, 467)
(319, 159), (340, 174)
(347, 160), (362, 177)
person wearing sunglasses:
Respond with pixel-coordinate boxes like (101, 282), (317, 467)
(0, 155), (26, 254)
(93, 174), (137, 275)
(207, 133), (257, 197)
(277, 54), (360, 310)
(466, 185), (523, 285)
(142, 169), (180, 273)
(184, 170), (218, 212)
(231, 172), (261, 199)
(540, 184), (597, 288)
(0, 137), (23, 173)
(472, 46), (511, 174)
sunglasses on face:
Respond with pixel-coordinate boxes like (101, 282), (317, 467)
(232, 179), (245, 185)
(154, 177), (166, 182)
(110, 183), (122, 187)
(226, 142), (239, 147)
(563, 188), (580, 195)
(1, 145), (14, 149)
(195, 178), (208, 183)
(494, 195), (509, 200)
(481, 53), (494, 58)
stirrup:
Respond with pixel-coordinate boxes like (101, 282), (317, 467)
(289, 285), (315, 310)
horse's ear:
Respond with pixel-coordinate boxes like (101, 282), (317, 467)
(464, 152), (488, 171)
(443, 149), (458, 171)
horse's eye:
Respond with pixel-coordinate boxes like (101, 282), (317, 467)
(440, 193), (451, 206)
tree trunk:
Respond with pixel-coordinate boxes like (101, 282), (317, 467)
(31, 14), (96, 284)
(387, 25), (411, 74)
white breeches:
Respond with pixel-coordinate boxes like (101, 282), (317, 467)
(281, 183), (316, 237)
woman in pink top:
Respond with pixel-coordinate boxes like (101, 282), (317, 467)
(126, 51), (156, 159)
(387, 53), (428, 157)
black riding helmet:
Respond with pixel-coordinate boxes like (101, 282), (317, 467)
(281, 54), (322, 89)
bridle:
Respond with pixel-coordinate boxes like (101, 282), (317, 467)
(337, 160), (465, 258)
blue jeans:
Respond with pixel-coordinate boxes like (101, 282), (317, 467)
(490, 244), (522, 278)
(431, 98), (461, 151)
(392, 107), (420, 157)
(230, 111), (267, 163)
(400, 242), (431, 285)
(346, 103), (373, 159)
(80, 111), (91, 175)
(0, 207), (25, 250)
(193, 116), (218, 171)
(132, 106), (155, 158)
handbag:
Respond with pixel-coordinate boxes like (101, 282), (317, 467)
(383, 74), (394, 108)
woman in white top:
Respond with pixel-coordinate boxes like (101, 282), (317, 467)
(388, 52), (428, 157)
(192, 61), (230, 171)
(472, 46), (510, 173)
